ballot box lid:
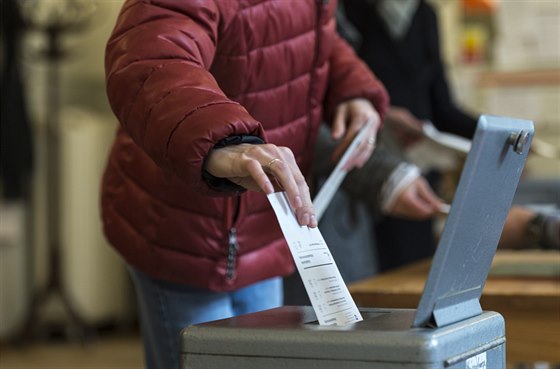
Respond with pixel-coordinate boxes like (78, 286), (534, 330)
(412, 115), (533, 328)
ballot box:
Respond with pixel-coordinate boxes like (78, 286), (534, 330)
(181, 116), (533, 369)
(181, 306), (504, 369)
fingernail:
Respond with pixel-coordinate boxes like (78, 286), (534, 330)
(301, 213), (310, 225)
(310, 215), (317, 227)
(264, 182), (274, 194)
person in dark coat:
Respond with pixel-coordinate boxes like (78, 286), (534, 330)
(343, 0), (479, 271)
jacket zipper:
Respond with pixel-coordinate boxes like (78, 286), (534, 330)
(226, 197), (241, 280)
(226, 228), (238, 280)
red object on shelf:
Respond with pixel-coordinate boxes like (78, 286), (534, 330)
(462, 0), (497, 14)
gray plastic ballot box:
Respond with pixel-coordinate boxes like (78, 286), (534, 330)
(182, 306), (504, 369)
(181, 116), (533, 369)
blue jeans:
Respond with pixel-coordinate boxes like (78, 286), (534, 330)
(128, 267), (283, 369)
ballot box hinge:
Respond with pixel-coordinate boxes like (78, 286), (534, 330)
(430, 297), (482, 328)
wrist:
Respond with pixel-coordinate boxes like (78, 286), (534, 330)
(202, 135), (265, 193)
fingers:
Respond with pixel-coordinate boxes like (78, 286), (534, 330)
(387, 106), (423, 132)
(262, 150), (300, 202)
(390, 178), (441, 220)
(338, 112), (380, 171)
(205, 143), (316, 228)
(331, 104), (347, 140)
(232, 144), (316, 228)
(347, 120), (378, 169)
(499, 206), (536, 249)
(415, 178), (443, 210)
(265, 147), (317, 228)
(409, 195), (437, 218)
(244, 158), (276, 194)
(330, 98), (381, 170)
(331, 114), (366, 165)
(395, 184), (433, 219)
(408, 179), (441, 219)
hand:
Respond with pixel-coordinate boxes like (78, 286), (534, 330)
(498, 206), (536, 249)
(331, 98), (381, 170)
(387, 177), (443, 220)
(385, 106), (424, 148)
(204, 143), (317, 228)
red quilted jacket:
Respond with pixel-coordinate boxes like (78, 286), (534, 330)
(102, 0), (388, 291)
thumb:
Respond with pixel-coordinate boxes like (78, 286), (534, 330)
(331, 105), (347, 140)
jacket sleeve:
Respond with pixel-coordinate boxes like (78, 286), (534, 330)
(105, 0), (264, 193)
(323, 33), (390, 126)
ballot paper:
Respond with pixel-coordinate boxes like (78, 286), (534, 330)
(438, 203), (451, 215)
(268, 192), (363, 326)
(422, 121), (471, 154)
(313, 119), (374, 222)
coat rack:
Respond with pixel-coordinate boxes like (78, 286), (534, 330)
(16, 0), (96, 342)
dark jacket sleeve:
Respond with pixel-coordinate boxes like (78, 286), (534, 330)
(105, 0), (264, 191)
(426, 5), (478, 139)
(312, 125), (401, 211)
(324, 33), (389, 126)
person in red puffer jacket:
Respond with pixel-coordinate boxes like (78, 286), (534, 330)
(103, 1), (388, 367)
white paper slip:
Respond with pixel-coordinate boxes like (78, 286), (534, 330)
(438, 203), (451, 215)
(313, 119), (374, 222)
(422, 121), (471, 154)
(268, 192), (363, 326)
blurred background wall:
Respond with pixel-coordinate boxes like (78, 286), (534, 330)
(1, 0), (129, 340)
(0, 0), (558, 342)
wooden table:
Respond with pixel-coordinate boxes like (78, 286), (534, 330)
(349, 250), (560, 367)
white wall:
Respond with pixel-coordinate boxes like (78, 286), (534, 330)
(432, 0), (560, 179)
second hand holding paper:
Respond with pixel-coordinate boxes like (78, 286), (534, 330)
(313, 119), (375, 222)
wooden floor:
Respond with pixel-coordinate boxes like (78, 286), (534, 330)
(0, 333), (144, 369)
